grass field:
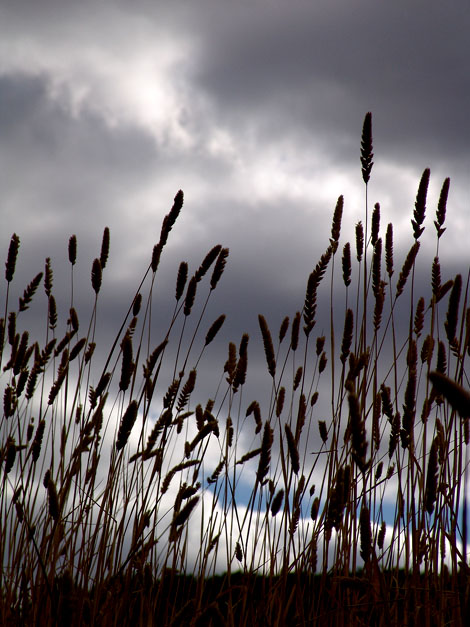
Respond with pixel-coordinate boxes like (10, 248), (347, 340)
(1, 113), (469, 625)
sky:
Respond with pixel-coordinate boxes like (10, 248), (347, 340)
(1, 0), (470, 568)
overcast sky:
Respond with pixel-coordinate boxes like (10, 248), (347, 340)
(1, 1), (469, 522)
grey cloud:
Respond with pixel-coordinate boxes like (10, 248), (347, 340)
(188, 1), (470, 169)
(0, 74), (157, 214)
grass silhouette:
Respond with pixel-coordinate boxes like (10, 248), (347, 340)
(1, 113), (469, 625)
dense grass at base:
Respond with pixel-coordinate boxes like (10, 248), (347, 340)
(9, 570), (470, 626)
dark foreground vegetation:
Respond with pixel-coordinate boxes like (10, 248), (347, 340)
(2, 114), (470, 625)
(14, 568), (470, 625)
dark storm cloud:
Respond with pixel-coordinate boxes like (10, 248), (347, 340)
(184, 0), (470, 173)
